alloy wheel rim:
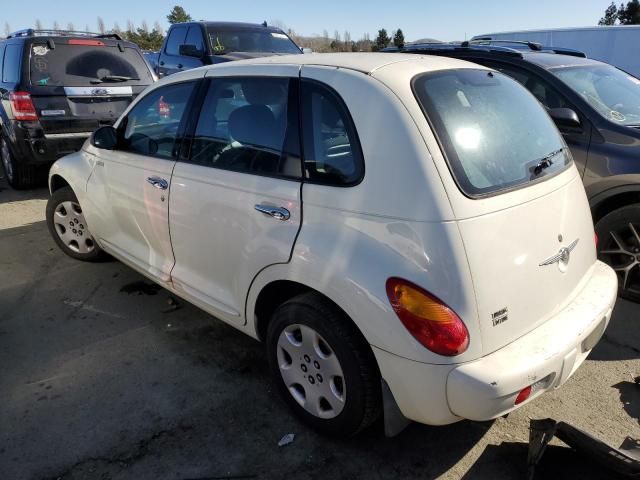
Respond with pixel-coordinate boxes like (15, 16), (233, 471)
(599, 222), (640, 297)
(53, 201), (96, 254)
(276, 324), (346, 419)
(1, 139), (13, 181)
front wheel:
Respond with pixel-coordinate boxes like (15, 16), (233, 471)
(266, 292), (381, 436)
(596, 204), (640, 302)
(46, 186), (108, 262)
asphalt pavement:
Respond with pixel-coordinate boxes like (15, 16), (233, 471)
(1, 175), (638, 480)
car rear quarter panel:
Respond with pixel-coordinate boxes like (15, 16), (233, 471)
(247, 66), (484, 364)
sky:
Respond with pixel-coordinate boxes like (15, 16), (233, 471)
(3, 0), (609, 42)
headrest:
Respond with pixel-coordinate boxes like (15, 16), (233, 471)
(241, 78), (288, 105)
(228, 105), (279, 149)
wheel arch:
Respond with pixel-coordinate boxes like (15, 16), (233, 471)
(589, 183), (640, 224)
(49, 174), (71, 194)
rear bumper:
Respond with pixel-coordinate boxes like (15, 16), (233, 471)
(7, 120), (89, 165)
(447, 260), (617, 421)
(375, 261), (617, 426)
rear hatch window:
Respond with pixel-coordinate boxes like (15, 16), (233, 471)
(413, 69), (572, 197)
(29, 42), (153, 87)
(207, 28), (301, 55)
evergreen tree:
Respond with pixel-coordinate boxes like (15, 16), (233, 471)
(167, 6), (193, 24)
(393, 28), (405, 48)
(599, 2), (619, 24)
(373, 28), (390, 51)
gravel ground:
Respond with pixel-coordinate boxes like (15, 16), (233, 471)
(0, 175), (638, 480)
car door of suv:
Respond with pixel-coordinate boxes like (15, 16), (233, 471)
(169, 66), (302, 325)
(158, 25), (188, 77)
(479, 59), (593, 177)
(86, 80), (199, 281)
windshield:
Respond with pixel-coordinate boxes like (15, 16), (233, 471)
(551, 64), (640, 126)
(413, 69), (571, 196)
(29, 43), (153, 87)
(207, 28), (301, 54)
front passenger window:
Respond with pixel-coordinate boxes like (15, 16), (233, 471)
(121, 81), (196, 159)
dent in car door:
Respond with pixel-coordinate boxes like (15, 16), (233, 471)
(168, 67), (303, 324)
(86, 80), (199, 281)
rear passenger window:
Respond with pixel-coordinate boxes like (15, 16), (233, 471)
(189, 77), (301, 179)
(3, 44), (22, 83)
(166, 26), (188, 56)
(121, 81), (196, 159)
(301, 80), (363, 186)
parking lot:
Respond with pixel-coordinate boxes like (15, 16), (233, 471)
(0, 173), (638, 480)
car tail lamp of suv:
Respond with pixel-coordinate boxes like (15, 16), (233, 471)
(386, 278), (469, 356)
(9, 92), (38, 121)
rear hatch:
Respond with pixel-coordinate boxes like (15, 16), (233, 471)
(27, 39), (154, 135)
(413, 68), (597, 354)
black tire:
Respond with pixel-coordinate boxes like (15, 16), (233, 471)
(1, 136), (38, 190)
(266, 292), (381, 436)
(46, 186), (108, 262)
(595, 203), (640, 303)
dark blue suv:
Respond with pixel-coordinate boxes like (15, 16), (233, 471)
(0, 29), (155, 189)
(387, 40), (640, 301)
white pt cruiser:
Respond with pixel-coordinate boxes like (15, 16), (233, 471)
(46, 53), (618, 437)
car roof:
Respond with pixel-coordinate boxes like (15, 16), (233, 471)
(181, 21), (284, 32)
(389, 43), (605, 71)
(517, 52), (603, 70)
(201, 52), (483, 75)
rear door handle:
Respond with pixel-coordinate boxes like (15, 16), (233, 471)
(254, 204), (290, 221)
(146, 176), (169, 190)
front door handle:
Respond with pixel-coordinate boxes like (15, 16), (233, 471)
(146, 176), (169, 190)
(255, 204), (290, 221)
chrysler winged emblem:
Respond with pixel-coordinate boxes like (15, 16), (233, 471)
(539, 238), (579, 272)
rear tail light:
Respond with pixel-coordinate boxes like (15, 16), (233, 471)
(9, 92), (38, 121)
(385, 278), (469, 356)
(595, 232), (599, 248)
(515, 385), (532, 405)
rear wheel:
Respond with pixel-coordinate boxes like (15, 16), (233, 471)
(46, 186), (108, 262)
(1, 136), (38, 190)
(266, 292), (381, 436)
(596, 204), (640, 302)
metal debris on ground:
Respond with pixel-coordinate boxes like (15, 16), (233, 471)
(278, 433), (295, 447)
(527, 418), (640, 479)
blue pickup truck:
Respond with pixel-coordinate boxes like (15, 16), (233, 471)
(147, 21), (302, 77)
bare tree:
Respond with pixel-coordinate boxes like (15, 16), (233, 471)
(153, 21), (164, 35)
(52, 20), (60, 30)
(4, 22), (11, 37)
(344, 31), (352, 51)
(269, 19), (287, 30)
(35, 19), (43, 30)
(85, 24), (90, 32)
(97, 16), (105, 34)
(127, 20), (135, 33)
(67, 22), (75, 31)
(113, 22), (121, 33)
(141, 20), (149, 33)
